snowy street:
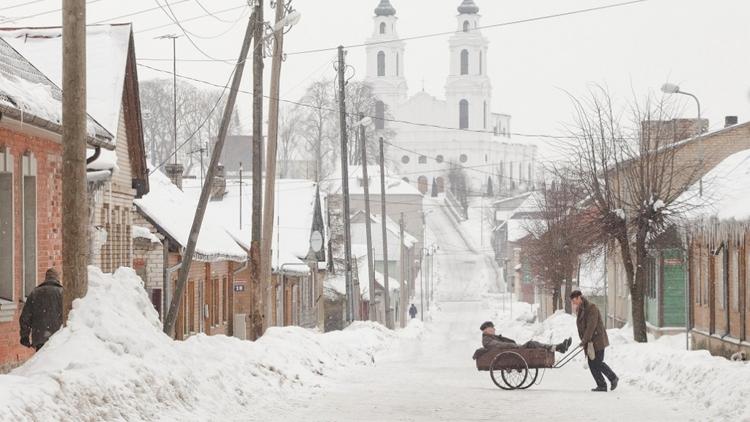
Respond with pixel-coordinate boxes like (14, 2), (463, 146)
(256, 202), (716, 422)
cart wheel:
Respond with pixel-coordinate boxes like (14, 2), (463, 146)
(490, 351), (528, 390)
(517, 368), (538, 390)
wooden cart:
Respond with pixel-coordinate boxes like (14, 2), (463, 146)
(473, 346), (583, 390)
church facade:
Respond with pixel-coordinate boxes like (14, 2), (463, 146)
(364, 0), (538, 196)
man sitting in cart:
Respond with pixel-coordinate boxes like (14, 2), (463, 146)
(480, 321), (572, 353)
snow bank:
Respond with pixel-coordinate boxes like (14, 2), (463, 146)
(495, 307), (750, 421)
(0, 267), (420, 421)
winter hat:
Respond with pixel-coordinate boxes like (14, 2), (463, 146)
(45, 268), (59, 281)
(480, 321), (494, 331)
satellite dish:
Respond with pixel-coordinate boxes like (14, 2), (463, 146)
(310, 230), (323, 253)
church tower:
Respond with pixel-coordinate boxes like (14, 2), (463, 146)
(365, 0), (408, 116)
(445, 0), (492, 131)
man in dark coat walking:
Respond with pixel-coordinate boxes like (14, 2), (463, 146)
(409, 303), (418, 319)
(571, 290), (619, 392)
(19, 268), (63, 351)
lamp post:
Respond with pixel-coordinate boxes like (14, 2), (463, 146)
(660, 83), (705, 195)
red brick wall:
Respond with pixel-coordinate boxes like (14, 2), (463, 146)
(0, 126), (62, 371)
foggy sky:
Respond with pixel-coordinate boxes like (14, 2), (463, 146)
(7, 0), (750, 161)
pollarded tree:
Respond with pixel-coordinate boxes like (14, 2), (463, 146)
(563, 87), (704, 342)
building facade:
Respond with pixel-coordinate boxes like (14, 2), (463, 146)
(364, 0), (537, 196)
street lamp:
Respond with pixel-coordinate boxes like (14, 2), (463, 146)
(661, 83), (705, 196)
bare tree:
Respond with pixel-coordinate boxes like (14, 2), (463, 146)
(563, 87), (702, 342)
(447, 163), (469, 214)
(522, 174), (596, 313)
(298, 79), (337, 182)
(278, 105), (302, 178)
(140, 79), (240, 171)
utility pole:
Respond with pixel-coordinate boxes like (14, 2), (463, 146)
(359, 113), (376, 321)
(261, 0), (288, 330)
(337, 46), (355, 323)
(163, 14), (256, 336)
(61, 0), (87, 322)
(239, 162), (243, 230)
(399, 213), (407, 328)
(249, 0), (264, 339)
(379, 137), (393, 329)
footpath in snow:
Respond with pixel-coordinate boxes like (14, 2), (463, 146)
(0, 267), (422, 421)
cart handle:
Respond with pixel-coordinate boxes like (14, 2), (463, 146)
(553, 345), (584, 369)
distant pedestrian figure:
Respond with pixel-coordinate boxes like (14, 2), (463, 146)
(19, 268), (63, 352)
(570, 290), (619, 392)
(409, 303), (418, 319)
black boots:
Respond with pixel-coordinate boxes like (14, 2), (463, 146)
(555, 337), (572, 353)
(610, 377), (619, 391)
(591, 386), (607, 392)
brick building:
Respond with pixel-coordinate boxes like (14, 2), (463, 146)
(605, 118), (750, 329)
(134, 171), (247, 340)
(0, 37), (113, 370)
(0, 24), (150, 273)
(679, 148), (750, 358)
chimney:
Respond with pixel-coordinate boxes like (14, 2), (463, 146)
(210, 164), (227, 201)
(164, 163), (184, 190)
(725, 116), (738, 128)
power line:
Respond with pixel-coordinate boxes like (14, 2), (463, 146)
(0, 0), (47, 13)
(93, 0), (191, 25)
(157, 0), (249, 41)
(285, 0), (648, 56)
(0, 0), (105, 24)
(135, 3), (247, 34)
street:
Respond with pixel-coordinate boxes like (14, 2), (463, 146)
(258, 201), (711, 422)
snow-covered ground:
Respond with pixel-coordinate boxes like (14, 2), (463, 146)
(1, 197), (748, 421)
(257, 198), (749, 422)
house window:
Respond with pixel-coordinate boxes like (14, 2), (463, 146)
(375, 101), (385, 130)
(187, 280), (196, 334)
(460, 154), (468, 163)
(459, 99), (469, 129)
(380, 22), (386, 34)
(460, 49), (469, 75)
(396, 53), (399, 77)
(701, 247), (709, 305)
(401, 155), (410, 164)
(436, 155), (444, 163)
(463, 20), (469, 32)
(22, 153), (37, 297)
(479, 51), (483, 75)
(0, 149), (13, 301)
(418, 156), (427, 164)
(731, 249), (739, 311)
(377, 51), (386, 77)
(716, 250), (726, 310)
(212, 276), (220, 327)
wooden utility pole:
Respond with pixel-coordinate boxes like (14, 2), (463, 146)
(359, 113), (376, 321)
(337, 46), (355, 322)
(61, 0), (87, 322)
(399, 213), (406, 328)
(250, 1), (264, 339)
(261, 0), (287, 330)
(379, 137), (392, 329)
(163, 15), (256, 336)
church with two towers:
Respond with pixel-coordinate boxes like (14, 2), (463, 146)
(363, 0), (538, 196)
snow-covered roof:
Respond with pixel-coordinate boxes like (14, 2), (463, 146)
(676, 148), (750, 222)
(182, 178), (321, 272)
(351, 210), (418, 248)
(134, 171), (247, 262)
(131, 225), (160, 244)
(506, 218), (539, 242)
(0, 24), (133, 167)
(0, 37), (112, 147)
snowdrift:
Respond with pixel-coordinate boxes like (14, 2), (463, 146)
(0, 267), (420, 421)
(494, 304), (750, 421)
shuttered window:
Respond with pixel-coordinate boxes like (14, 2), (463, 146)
(22, 153), (37, 297)
(0, 149), (13, 301)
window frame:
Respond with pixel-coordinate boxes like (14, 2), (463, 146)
(459, 99), (469, 129)
(460, 49), (469, 75)
(0, 148), (14, 302)
(377, 51), (386, 77)
(21, 152), (38, 298)
(379, 22), (386, 34)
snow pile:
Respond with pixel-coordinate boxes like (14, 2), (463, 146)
(0, 267), (419, 421)
(496, 307), (750, 421)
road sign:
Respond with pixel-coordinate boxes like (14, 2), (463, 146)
(310, 230), (323, 253)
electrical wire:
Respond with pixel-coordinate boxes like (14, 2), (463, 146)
(0, 0), (47, 13)
(136, 3), (247, 35)
(285, 0), (648, 56)
(93, 0), (191, 25)
(0, 0), (105, 24)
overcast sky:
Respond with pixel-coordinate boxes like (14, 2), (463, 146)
(7, 0), (750, 159)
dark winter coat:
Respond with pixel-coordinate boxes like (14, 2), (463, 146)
(19, 276), (63, 348)
(409, 305), (417, 317)
(575, 298), (609, 352)
(482, 333), (519, 350)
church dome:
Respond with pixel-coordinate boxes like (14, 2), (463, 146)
(457, 0), (479, 14)
(374, 0), (396, 16)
